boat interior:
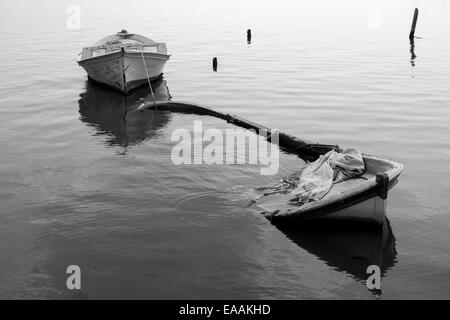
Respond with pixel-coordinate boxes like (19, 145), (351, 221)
(256, 155), (403, 216)
(79, 31), (168, 60)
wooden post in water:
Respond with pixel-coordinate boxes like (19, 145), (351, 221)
(409, 8), (419, 40)
(212, 57), (218, 72)
(247, 29), (252, 43)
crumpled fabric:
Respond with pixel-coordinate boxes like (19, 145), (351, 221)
(249, 148), (365, 208)
(290, 148), (365, 204)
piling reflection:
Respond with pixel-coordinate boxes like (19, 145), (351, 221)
(275, 218), (397, 295)
(78, 77), (172, 148)
(410, 38), (417, 67)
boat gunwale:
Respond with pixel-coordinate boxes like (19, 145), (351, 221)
(139, 101), (341, 162)
(77, 49), (170, 64)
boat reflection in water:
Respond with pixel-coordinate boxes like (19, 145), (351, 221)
(275, 218), (397, 295)
(78, 76), (172, 148)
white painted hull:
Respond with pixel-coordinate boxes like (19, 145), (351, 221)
(259, 193), (389, 226)
(316, 194), (387, 225)
(78, 51), (169, 94)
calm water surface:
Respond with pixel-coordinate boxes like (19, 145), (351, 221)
(0, 0), (449, 299)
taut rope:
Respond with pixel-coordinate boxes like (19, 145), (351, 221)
(140, 49), (156, 107)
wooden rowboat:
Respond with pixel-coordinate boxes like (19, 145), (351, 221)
(77, 30), (170, 94)
(139, 101), (404, 227)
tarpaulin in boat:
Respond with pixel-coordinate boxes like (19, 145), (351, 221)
(291, 148), (365, 204)
(251, 148), (365, 206)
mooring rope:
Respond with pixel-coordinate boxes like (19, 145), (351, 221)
(140, 48), (156, 106)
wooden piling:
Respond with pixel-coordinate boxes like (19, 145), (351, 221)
(409, 8), (419, 40)
(247, 29), (252, 43)
(212, 57), (217, 71)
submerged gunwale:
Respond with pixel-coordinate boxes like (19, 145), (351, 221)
(139, 101), (404, 224)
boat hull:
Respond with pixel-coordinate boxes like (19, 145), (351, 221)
(78, 51), (169, 94)
(314, 189), (390, 225)
(260, 188), (394, 227)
